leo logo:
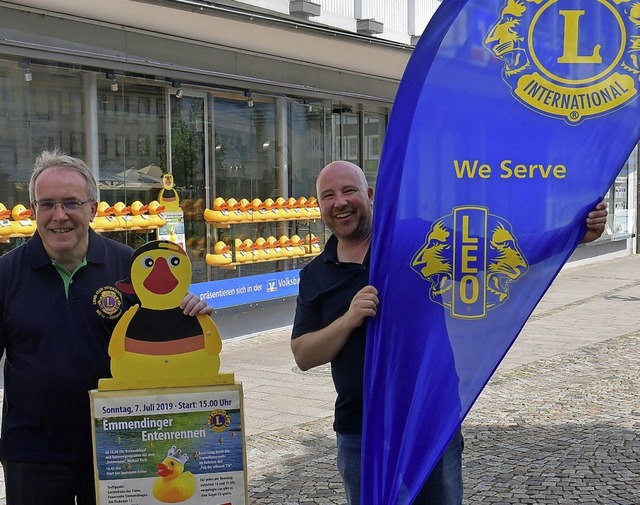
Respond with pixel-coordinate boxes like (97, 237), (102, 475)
(411, 207), (529, 319)
(93, 286), (123, 320)
(483, 0), (639, 124)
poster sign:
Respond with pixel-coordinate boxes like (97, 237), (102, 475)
(156, 211), (187, 252)
(90, 384), (246, 505)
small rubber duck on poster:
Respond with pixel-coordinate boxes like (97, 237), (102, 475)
(153, 445), (195, 503)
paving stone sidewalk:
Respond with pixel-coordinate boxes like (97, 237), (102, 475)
(234, 256), (640, 504)
(243, 331), (639, 505)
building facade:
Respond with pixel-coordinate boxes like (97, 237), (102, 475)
(0, 0), (637, 336)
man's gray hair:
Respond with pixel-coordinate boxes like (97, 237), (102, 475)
(29, 148), (98, 203)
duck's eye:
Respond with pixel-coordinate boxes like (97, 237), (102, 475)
(142, 256), (154, 268)
(169, 255), (181, 267)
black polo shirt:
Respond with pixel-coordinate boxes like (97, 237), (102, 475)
(292, 234), (370, 434)
(0, 230), (135, 463)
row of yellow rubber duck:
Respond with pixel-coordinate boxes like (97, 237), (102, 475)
(0, 200), (168, 237)
(0, 203), (36, 237)
(203, 196), (321, 224)
(90, 200), (167, 232)
(205, 234), (321, 266)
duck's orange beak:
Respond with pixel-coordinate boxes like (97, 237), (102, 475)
(156, 462), (173, 478)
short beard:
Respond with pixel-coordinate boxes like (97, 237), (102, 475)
(333, 212), (372, 243)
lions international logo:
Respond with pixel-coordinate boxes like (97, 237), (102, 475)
(483, 0), (640, 124)
(93, 286), (123, 320)
(207, 410), (231, 432)
(411, 206), (528, 319)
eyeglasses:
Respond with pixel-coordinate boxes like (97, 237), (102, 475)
(32, 199), (89, 213)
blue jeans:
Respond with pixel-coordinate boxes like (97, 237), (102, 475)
(337, 428), (463, 505)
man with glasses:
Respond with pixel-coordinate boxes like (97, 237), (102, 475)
(0, 149), (211, 505)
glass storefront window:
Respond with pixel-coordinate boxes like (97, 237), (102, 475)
(363, 112), (386, 188)
(169, 92), (208, 277)
(332, 104), (359, 165)
(605, 147), (637, 241)
(97, 81), (167, 250)
(1, 56), (635, 292)
(213, 94), (276, 201)
(290, 99), (328, 197)
(0, 60), (85, 205)
(209, 93), (327, 282)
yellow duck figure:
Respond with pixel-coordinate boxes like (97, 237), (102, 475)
(152, 446), (195, 503)
(274, 197), (289, 220)
(307, 196), (321, 218)
(251, 198), (266, 221)
(159, 173), (180, 211)
(11, 204), (36, 236)
(238, 198), (253, 221)
(287, 197), (303, 217)
(98, 240), (234, 390)
(259, 236), (275, 260)
(0, 203), (13, 237)
(304, 233), (321, 254)
(296, 196), (311, 218)
(253, 237), (268, 261)
(243, 238), (260, 262)
(266, 235), (282, 259)
(129, 200), (150, 229)
(233, 238), (250, 263)
(290, 234), (307, 257)
(147, 200), (167, 228)
(205, 241), (232, 266)
(263, 198), (279, 220)
(225, 198), (245, 222)
(203, 197), (230, 224)
(90, 201), (117, 232)
(112, 202), (132, 230)
(278, 235), (296, 258)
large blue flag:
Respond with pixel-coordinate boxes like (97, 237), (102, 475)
(362, 0), (639, 503)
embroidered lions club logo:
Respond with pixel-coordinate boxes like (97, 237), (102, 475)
(93, 286), (123, 320)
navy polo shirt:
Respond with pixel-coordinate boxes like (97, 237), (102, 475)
(0, 230), (135, 463)
(292, 234), (370, 434)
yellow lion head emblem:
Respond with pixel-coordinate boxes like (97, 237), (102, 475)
(411, 211), (528, 316)
(484, 0), (640, 88)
